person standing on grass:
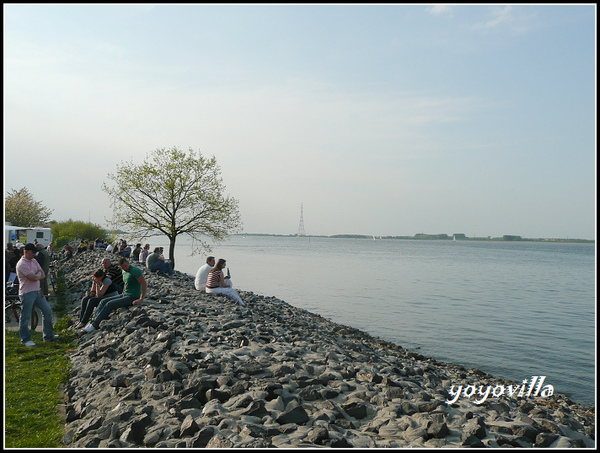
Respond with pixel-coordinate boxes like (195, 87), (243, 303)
(36, 243), (51, 296)
(15, 243), (58, 346)
(81, 257), (147, 333)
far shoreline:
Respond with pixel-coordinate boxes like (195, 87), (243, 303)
(234, 233), (595, 244)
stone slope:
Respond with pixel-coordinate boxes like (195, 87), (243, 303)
(59, 250), (595, 448)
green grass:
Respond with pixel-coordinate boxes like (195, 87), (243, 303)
(5, 314), (76, 447)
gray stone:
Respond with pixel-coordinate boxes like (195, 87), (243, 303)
(306, 426), (329, 445)
(427, 421), (450, 439)
(535, 432), (559, 447)
(276, 405), (310, 425)
(187, 426), (215, 447)
(179, 415), (199, 437)
(342, 400), (368, 419)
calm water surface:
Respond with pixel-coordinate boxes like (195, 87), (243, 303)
(145, 235), (595, 405)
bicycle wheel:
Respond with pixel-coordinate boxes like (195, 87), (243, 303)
(9, 305), (39, 331)
(5, 304), (16, 324)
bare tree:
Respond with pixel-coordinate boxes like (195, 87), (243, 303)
(102, 147), (242, 270)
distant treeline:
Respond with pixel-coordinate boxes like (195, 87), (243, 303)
(237, 233), (593, 243)
(328, 233), (594, 243)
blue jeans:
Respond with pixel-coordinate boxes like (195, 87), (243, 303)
(19, 290), (54, 343)
(80, 291), (119, 325)
(91, 294), (137, 328)
(151, 260), (174, 275)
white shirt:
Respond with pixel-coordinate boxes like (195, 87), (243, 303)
(194, 263), (213, 291)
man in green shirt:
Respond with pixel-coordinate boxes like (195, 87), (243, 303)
(81, 257), (147, 333)
(146, 247), (174, 276)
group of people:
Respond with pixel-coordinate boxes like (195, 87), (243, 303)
(104, 240), (174, 277)
(77, 256), (147, 334)
(8, 237), (246, 345)
(75, 253), (244, 334)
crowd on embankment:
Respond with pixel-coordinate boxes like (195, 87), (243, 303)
(58, 248), (595, 448)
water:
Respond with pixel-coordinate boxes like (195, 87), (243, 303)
(143, 235), (595, 405)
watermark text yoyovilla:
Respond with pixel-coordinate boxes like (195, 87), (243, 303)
(446, 375), (554, 405)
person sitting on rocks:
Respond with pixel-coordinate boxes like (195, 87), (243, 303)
(139, 244), (150, 266)
(195, 256), (215, 291)
(118, 241), (131, 257)
(76, 240), (88, 255)
(102, 257), (124, 293)
(146, 247), (174, 276)
(62, 245), (73, 260)
(75, 268), (120, 329)
(81, 257), (147, 333)
(205, 258), (245, 306)
(129, 243), (142, 262)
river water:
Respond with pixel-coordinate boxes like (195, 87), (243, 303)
(142, 235), (595, 405)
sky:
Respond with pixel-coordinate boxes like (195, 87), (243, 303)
(3, 4), (596, 239)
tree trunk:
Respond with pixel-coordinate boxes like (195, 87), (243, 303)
(169, 236), (177, 270)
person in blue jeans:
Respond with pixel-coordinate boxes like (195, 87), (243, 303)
(81, 257), (147, 333)
(15, 243), (57, 346)
(75, 268), (120, 329)
(146, 247), (174, 276)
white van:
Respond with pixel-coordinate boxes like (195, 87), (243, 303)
(25, 228), (53, 247)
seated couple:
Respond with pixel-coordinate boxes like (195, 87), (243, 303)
(195, 257), (245, 306)
(79, 257), (147, 333)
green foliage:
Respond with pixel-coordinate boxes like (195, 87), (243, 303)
(51, 219), (109, 244)
(102, 146), (243, 269)
(54, 236), (71, 248)
(5, 187), (54, 227)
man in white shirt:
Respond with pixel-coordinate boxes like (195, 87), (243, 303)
(194, 256), (215, 291)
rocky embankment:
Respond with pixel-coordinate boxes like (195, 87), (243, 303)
(59, 250), (595, 448)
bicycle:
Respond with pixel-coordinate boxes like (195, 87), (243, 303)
(5, 284), (39, 331)
(48, 260), (59, 294)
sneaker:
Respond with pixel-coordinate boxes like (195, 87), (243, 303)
(44, 335), (59, 342)
(81, 324), (96, 333)
(23, 340), (36, 347)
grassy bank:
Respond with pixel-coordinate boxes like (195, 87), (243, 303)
(4, 267), (76, 448)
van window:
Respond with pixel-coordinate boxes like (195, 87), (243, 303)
(36, 232), (44, 239)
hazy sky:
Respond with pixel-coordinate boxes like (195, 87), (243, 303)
(4, 4), (596, 239)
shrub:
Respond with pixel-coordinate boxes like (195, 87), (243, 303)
(51, 219), (109, 244)
(54, 236), (71, 249)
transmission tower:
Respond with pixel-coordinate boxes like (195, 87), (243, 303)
(297, 203), (306, 236)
